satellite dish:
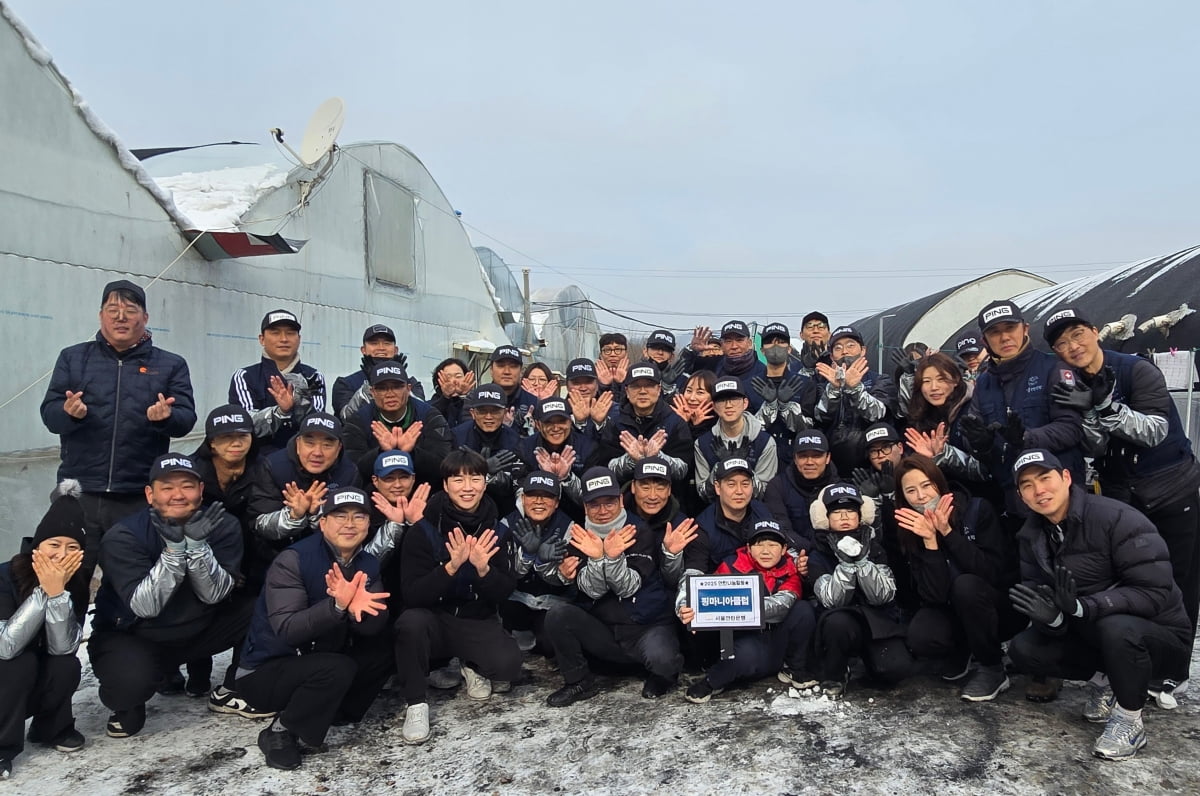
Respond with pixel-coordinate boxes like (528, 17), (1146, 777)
(298, 97), (345, 166)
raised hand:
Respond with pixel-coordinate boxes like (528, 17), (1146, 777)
(690, 326), (712, 351)
(459, 371), (477, 396)
(569, 523), (604, 559)
(930, 493), (954, 535)
(894, 507), (937, 544)
(404, 483), (431, 525)
(591, 391), (614, 424)
(468, 528), (501, 574)
(183, 502), (227, 541)
(283, 481), (311, 519)
(558, 555), (580, 581)
(611, 356), (630, 383)
(905, 427), (936, 458)
(595, 359), (613, 386)
(63, 390), (88, 419)
(305, 481), (328, 514)
(642, 429), (668, 458)
(146, 392), (176, 422)
(844, 357), (869, 389)
(372, 420), (398, 451)
(326, 565), (359, 610)
(511, 517), (543, 555)
(372, 490), (407, 524)
(395, 421), (423, 453)
(347, 581), (390, 622)
(751, 376), (777, 404)
(815, 361), (841, 387)
(776, 375), (805, 404)
(670, 393), (694, 424)
(444, 527), (473, 573)
(602, 524), (637, 558)
(663, 518), (698, 555)
(619, 430), (646, 460)
(568, 392), (592, 423)
(851, 467), (881, 499)
(267, 375), (295, 412)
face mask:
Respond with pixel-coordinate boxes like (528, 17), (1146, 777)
(919, 497), (940, 514)
(837, 355), (860, 368)
(763, 346), (790, 366)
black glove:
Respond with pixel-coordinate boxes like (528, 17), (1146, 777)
(536, 537), (569, 564)
(360, 354), (375, 374)
(958, 414), (995, 455)
(1051, 381), (1095, 413)
(876, 461), (896, 495)
(799, 343), (824, 369)
(183, 502), (227, 542)
(776, 374), (805, 405)
(486, 449), (520, 475)
(890, 349), (917, 376)
(1084, 365), (1116, 411)
(1050, 565), (1083, 619)
(511, 517), (542, 555)
(851, 467), (881, 499)
(156, 516), (186, 545)
(660, 356), (687, 386)
(1000, 413), (1026, 449)
(393, 352), (409, 370)
(720, 438), (750, 461)
(1008, 583), (1061, 625)
(751, 376), (778, 404)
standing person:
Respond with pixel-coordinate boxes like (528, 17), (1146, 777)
(1045, 307), (1200, 700)
(595, 334), (631, 404)
(693, 379), (778, 502)
(332, 324), (424, 420)
(714, 320), (768, 412)
(955, 335), (986, 382)
(489, 345), (539, 434)
(1006, 450), (1191, 760)
(229, 309), (326, 454)
(597, 362), (693, 486)
(236, 487), (392, 771)
(564, 358), (617, 436)
(797, 312), (832, 378)
(430, 357), (476, 429)
(393, 449), (522, 744)
(763, 430), (840, 551)
(452, 384), (526, 515)
(89, 454), (267, 739)
(0, 492), (90, 779)
(751, 322), (813, 472)
(521, 363), (559, 403)
(813, 325), (897, 477)
(642, 330), (688, 397)
(40, 279), (197, 580)
(517, 396), (601, 522)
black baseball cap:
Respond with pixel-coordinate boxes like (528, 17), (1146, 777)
(646, 330), (677, 352)
(566, 358), (598, 381)
(977, 300), (1024, 333)
(829, 325), (864, 348)
(761, 322), (791, 343)
(802, 311), (829, 328)
(793, 430), (830, 453)
(955, 335), (983, 357)
(260, 308), (301, 332)
(363, 324), (396, 342)
(628, 361), (662, 385)
(721, 320), (751, 339)
(713, 457), (753, 481)
(864, 422), (901, 448)
(321, 486), (368, 516)
(581, 467), (621, 502)
(633, 456), (672, 482)
(713, 378), (747, 400)
(470, 384), (507, 409)
(490, 345), (522, 364)
(522, 470), (562, 497)
(298, 412), (342, 441)
(1013, 448), (1064, 479)
(369, 361), (410, 386)
(102, 279), (146, 309)
(822, 482), (864, 509)
(534, 397), (570, 421)
(204, 404), (253, 438)
(1043, 308), (1094, 346)
(149, 453), (202, 483)
(749, 519), (787, 546)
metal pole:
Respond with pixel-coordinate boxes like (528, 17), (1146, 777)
(1186, 349), (1196, 439)
(877, 313), (896, 366)
(522, 268), (533, 348)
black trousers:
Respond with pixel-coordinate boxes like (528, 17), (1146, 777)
(0, 650), (81, 759)
(814, 609), (868, 679)
(1008, 614), (1191, 711)
(89, 595), (252, 714)
(906, 574), (1027, 666)
(78, 491), (146, 583)
(704, 600), (816, 689)
(543, 603), (683, 685)
(1149, 491), (1200, 673)
(499, 601), (553, 652)
(393, 608), (522, 705)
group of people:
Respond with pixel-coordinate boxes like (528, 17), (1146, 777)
(1, 280), (1195, 777)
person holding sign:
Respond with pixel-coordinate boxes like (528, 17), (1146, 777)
(807, 483), (904, 698)
(544, 467), (682, 706)
(679, 519), (817, 703)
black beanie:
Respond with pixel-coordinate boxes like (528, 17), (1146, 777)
(33, 495), (87, 549)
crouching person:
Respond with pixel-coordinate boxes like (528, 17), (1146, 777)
(1006, 450), (1192, 761)
(89, 454), (264, 739)
(394, 449), (522, 745)
(808, 483), (906, 698)
(236, 487), (391, 770)
(0, 491), (89, 779)
(544, 467), (683, 707)
(679, 519), (817, 703)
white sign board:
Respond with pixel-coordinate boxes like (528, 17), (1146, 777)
(685, 573), (765, 630)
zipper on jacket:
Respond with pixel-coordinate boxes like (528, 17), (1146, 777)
(107, 359), (124, 492)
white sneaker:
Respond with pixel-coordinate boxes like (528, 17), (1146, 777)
(428, 659), (462, 690)
(461, 664), (492, 700)
(401, 703), (430, 745)
(1093, 708), (1146, 760)
(1149, 678), (1188, 710)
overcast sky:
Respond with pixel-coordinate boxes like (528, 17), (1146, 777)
(13, 1), (1200, 335)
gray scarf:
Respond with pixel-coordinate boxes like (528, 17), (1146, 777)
(586, 508), (628, 538)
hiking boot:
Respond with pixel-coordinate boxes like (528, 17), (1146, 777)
(777, 666), (820, 690)
(684, 679), (723, 704)
(1093, 709), (1147, 760)
(461, 665), (492, 700)
(1024, 676), (1061, 703)
(105, 705), (146, 738)
(942, 652), (975, 683)
(402, 703), (430, 744)
(208, 686), (276, 719)
(428, 660), (462, 690)
(48, 728), (85, 752)
(641, 674), (676, 699)
(546, 676), (600, 708)
(1149, 678), (1188, 710)
(1083, 683), (1116, 723)
(960, 664), (1010, 702)
(257, 724), (301, 770)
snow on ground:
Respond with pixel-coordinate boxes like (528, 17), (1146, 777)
(9, 642), (1200, 794)
(154, 166), (289, 232)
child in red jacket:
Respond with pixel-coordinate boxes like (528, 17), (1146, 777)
(678, 519), (818, 702)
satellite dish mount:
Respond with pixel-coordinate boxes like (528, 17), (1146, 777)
(269, 98), (346, 201)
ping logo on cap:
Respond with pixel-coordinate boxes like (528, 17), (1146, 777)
(211, 413), (246, 426)
(865, 427), (890, 443)
(495, 346), (519, 358)
(982, 305), (1015, 324)
(381, 454), (410, 468)
(376, 366), (405, 378)
(480, 389), (503, 401)
(585, 476), (614, 490)
(1015, 451), (1047, 470)
(307, 417), (336, 429)
(528, 475), (556, 489)
(755, 519), (781, 531)
(796, 434), (822, 445)
(828, 485), (857, 499)
(958, 337), (978, 346)
(723, 458), (749, 470)
(651, 331), (672, 342)
(160, 456), (193, 469)
(641, 462), (668, 477)
(831, 326), (854, 338)
(763, 324), (787, 336)
(715, 380), (740, 393)
(630, 367), (656, 380)
(1046, 309), (1078, 326)
(570, 363), (592, 374)
(267, 311), (296, 325)
(542, 400), (566, 413)
(333, 491), (365, 506)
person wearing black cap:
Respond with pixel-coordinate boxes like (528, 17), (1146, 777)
(235, 487), (392, 770)
(40, 279), (197, 583)
(642, 330), (688, 397)
(564, 357), (617, 434)
(962, 300), (1085, 527)
(332, 323), (425, 420)
(496, 471), (575, 656)
(626, 456), (695, 590)
(488, 345), (539, 434)
(850, 422), (903, 505)
(713, 320), (769, 412)
(763, 430), (840, 551)
(752, 322), (814, 472)
(0, 486), (90, 778)
(813, 324), (898, 477)
(364, 451), (431, 616)
(685, 458), (790, 582)
(1044, 307), (1200, 704)
(451, 384), (526, 516)
(693, 379), (778, 502)
(517, 396), (602, 522)
(798, 312), (832, 377)
(229, 309), (327, 455)
(1005, 450), (1191, 760)
(247, 412), (362, 587)
(393, 449), (522, 743)
(679, 519), (817, 703)
(955, 335), (986, 381)
(596, 361), (693, 486)
(806, 483), (903, 698)
(342, 360), (453, 485)
(90, 453), (264, 739)
(544, 467), (682, 706)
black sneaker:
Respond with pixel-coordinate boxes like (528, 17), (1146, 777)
(546, 676), (600, 708)
(257, 725), (302, 770)
(960, 664), (1010, 702)
(208, 686), (276, 719)
(819, 668), (849, 700)
(156, 667), (185, 696)
(941, 652), (974, 683)
(0, 758), (10, 779)
(106, 705), (146, 738)
(778, 666), (820, 690)
(684, 679), (722, 704)
(185, 675), (210, 698)
(641, 675), (676, 699)
(49, 728), (85, 752)
(1024, 676), (1061, 703)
